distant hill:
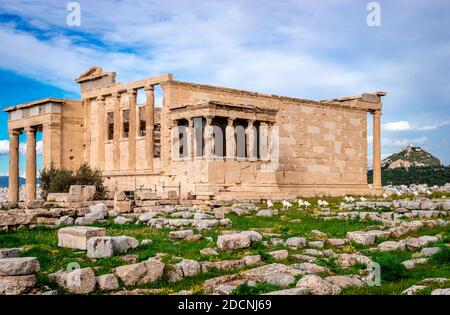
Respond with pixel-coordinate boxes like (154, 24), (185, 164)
(0, 176), (26, 188)
(381, 145), (441, 170)
(368, 145), (449, 186)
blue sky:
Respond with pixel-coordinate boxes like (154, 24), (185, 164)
(0, 0), (449, 176)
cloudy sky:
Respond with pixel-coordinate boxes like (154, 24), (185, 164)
(0, 0), (449, 176)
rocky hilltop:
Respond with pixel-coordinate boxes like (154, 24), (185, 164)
(382, 145), (442, 170)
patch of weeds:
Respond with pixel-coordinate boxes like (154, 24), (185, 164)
(429, 245), (450, 265)
(373, 251), (412, 282)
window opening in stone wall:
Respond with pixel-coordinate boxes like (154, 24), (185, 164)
(107, 112), (114, 140)
(138, 106), (146, 136)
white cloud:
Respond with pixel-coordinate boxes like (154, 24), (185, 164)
(382, 137), (428, 148)
(0, 140), (43, 156)
(0, 140), (9, 155)
(383, 121), (414, 131)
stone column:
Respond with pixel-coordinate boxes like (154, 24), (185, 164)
(372, 110), (382, 188)
(187, 118), (194, 159)
(225, 118), (236, 159)
(83, 99), (91, 163)
(171, 120), (180, 160)
(246, 120), (257, 160)
(42, 122), (62, 169)
(127, 89), (137, 171)
(259, 122), (269, 161)
(112, 93), (121, 171)
(145, 86), (155, 170)
(203, 116), (214, 158)
(25, 126), (37, 202)
(97, 96), (106, 170)
(8, 130), (20, 203)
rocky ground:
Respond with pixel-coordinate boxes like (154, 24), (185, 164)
(1, 186), (450, 295)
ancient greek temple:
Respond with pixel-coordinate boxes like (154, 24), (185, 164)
(5, 67), (384, 202)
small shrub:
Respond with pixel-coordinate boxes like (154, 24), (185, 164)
(429, 246), (450, 265)
(232, 282), (281, 295)
(374, 252), (411, 282)
(40, 163), (108, 200)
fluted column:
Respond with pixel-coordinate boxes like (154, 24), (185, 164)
(187, 118), (194, 159)
(25, 126), (37, 202)
(112, 93), (121, 171)
(225, 118), (236, 159)
(372, 110), (382, 188)
(145, 86), (155, 170)
(8, 130), (20, 203)
(259, 122), (269, 161)
(203, 116), (214, 158)
(97, 96), (106, 170)
(127, 89), (137, 171)
(246, 120), (257, 160)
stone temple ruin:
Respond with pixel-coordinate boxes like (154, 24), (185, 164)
(4, 66), (385, 202)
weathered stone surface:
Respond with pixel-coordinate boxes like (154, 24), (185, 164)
(337, 254), (373, 268)
(286, 237), (307, 249)
(296, 275), (341, 295)
(378, 241), (406, 252)
(217, 233), (251, 251)
(324, 275), (364, 289)
(96, 274), (119, 291)
(87, 237), (114, 259)
(0, 257), (40, 276)
(0, 248), (22, 259)
(200, 248), (219, 256)
(327, 238), (347, 246)
(201, 260), (245, 272)
(176, 259), (201, 278)
(114, 260), (165, 286)
(346, 231), (376, 245)
(366, 230), (391, 240)
(402, 236), (439, 250)
(303, 249), (324, 257)
(243, 255), (261, 266)
(114, 216), (133, 225)
(402, 258), (428, 269)
(55, 216), (74, 226)
(58, 226), (106, 250)
(268, 250), (288, 261)
(291, 254), (316, 263)
(308, 241), (324, 248)
(242, 263), (303, 282)
(241, 231), (263, 242)
(138, 212), (159, 222)
(402, 285), (426, 295)
(431, 288), (450, 295)
(0, 211), (36, 227)
(203, 274), (243, 293)
(421, 247), (441, 257)
(169, 230), (194, 240)
(263, 274), (295, 287)
(49, 267), (96, 294)
(192, 219), (218, 230)
(111, 236), (139, 254)
(264, 287), (310, 295)
(296, 262), (329, 274)
(0, 274), (36, 295)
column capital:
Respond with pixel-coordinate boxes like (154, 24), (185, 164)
(144, 85), (154, 92)
(112, 92), (121, 100)
(205, 116), (213, 125)
(373, 109), (382, 117)
(227, 117), (235, 126)
(247, 119), (255, 127)
(127, 89), (137, 96)
(8, 129), (21, 136)
(171, 120), (179, 128)
(187, 118), (194, 127)
(24, 126), (37, 133)
(96, 95), (106, 102)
